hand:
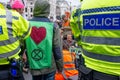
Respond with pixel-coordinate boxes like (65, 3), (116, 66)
(22, 52), (27, 62)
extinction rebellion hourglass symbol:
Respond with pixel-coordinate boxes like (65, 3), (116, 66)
(31, 48), (43, 61)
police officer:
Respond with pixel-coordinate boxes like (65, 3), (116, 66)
(0, 0), (31, 80)
(70, 0), (86, 46)
(70, 7), (81, 45)
(70, 1), (92, 80)
(73, 0), (120, 80)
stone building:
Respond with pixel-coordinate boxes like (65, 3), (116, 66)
(56, 0), (70, 19)
(24, 0), (36, 19)
(10, 0), (70, 20)
(48, 0), (57, 21)
(24, 0), (57, 20)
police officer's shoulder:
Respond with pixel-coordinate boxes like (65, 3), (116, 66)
(73, 8), (81, 18)
(11, 10), (21, 20)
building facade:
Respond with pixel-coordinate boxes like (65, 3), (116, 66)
(10, 0), (70, 20)
(56, 0), (70, 19)
(24, 0), (36, 19)
(25, 0), (57, 20)
(48, 0), (56, 21)
(24, 0), (70, 20)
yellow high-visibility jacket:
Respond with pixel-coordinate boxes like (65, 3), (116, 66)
(70, 8), (81, 45)
(0, 3), (31, 65)
(80, 0), (120, 76)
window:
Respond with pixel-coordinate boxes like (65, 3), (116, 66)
(31, 14), (33, 17)
(25, 8), (27, 12)
(30, 8), (33, 12)
(31, 2), (33, 5)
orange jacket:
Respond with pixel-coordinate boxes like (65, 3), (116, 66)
(62, 20), (70, 27)
(55, 49), (78, 80)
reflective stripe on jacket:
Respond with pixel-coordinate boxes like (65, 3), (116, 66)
(80, 0), (120, 76)
(63, 50), (78, 77)
(0, 3), (31, 65)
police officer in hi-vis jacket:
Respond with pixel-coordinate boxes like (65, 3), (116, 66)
(0, 0), (31, 80)
(71, 0), (120, 80)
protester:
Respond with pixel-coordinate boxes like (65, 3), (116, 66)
(62, 15), (70, 27)
(49, 16), (54, 22)
(63, 34), (76, 50)
(55, 16), (62, 28)
(25, 0), (63, 80)
(55, 34), (78, 80)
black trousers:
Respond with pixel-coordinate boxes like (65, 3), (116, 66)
(78, 66), (120, 80)
(92, 70), (120, 80)
(0, 65), (24, 80)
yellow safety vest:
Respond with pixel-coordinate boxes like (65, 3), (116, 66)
(0, 4), (31, 65)
(80, 0), (120, 76)
(70, 9), (80, 38)
(70, 8), (81, 45)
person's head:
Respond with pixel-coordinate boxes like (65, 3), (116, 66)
(50, 16), (54, 22)
(67, 34), (73, 42)
(62, 15), (68, 22)
(7, 3), (11, 9)
(12, 0), (25, 15)
(33, 0), (50, 17)
(56, 16), (61, 20)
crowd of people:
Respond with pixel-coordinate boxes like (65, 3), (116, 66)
(1, 0), (120, 80)
(0, 0), (79, 80)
